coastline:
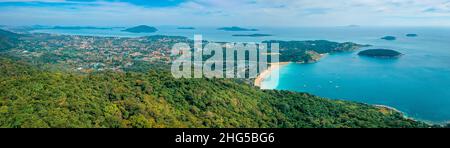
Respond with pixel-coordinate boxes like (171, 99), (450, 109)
(373, 104), (427, 124)
(254, 62), (291, 87)
(374, 104), (402, 113)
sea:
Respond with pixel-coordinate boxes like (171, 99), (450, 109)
(31, 26), (450, 124)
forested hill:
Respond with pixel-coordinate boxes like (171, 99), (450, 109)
(0, 29), (20, 51)
(0, 29), (19, 37)
(0, 58), (429, 128)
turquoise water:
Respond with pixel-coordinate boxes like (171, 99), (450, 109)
(260, 27), (450, 123)
(32, 26), (450, 123)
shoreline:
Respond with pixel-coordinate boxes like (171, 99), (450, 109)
(372, 104), (429, 124)
(373, 104), (402, 113)
(254, 62), (291, 87)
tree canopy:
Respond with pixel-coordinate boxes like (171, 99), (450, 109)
(0, 58), (428, 128)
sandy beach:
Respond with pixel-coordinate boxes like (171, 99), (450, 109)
(254, 62), (290, 87)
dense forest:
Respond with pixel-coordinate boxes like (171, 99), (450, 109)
(0, 58), (429, 128)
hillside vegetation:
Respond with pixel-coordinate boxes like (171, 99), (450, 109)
(0, 29), (20, 51)
(0, 58), (428, 128)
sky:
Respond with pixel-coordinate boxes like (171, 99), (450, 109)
(1, 0), (450, 27)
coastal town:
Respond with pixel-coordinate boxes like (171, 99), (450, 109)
(7, 33), (190, 72)
(2, 29), (367, 76)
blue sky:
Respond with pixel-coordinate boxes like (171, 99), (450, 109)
(1, 0), (450, 27)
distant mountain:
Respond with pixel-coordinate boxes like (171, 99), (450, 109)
(122, 25), (158, 33)
(177, 27), (196, 30)
(29, 25), (52, 30)
(0, 25), (50, 33)
(52, 26), (113, 30)
(218, 26), (258, 31)
(0, 29), (19, 37)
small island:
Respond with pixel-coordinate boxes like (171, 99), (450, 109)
(122, 25), (158, 33)
(358, 49), (402, 58)
(232, 34), (272, 37)
(177, 27), (195, 30)
(381, 36), (396, 41)
(406, 34), (418, 37)
(218, 26), (258, 31)
(346, 25), (360, 27)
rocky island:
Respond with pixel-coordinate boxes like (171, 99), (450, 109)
(406, 34), (418, 37)
(218, 26), (258, 31)
(358, 49), (402, 58)
(381, 36), (396, 41)
(232, 34), (272, 37)
(122, 25), (158, 33)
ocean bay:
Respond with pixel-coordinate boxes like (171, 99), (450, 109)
(259, 27), (450, 123)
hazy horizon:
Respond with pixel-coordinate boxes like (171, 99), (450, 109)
(1, 0), (450, 27)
